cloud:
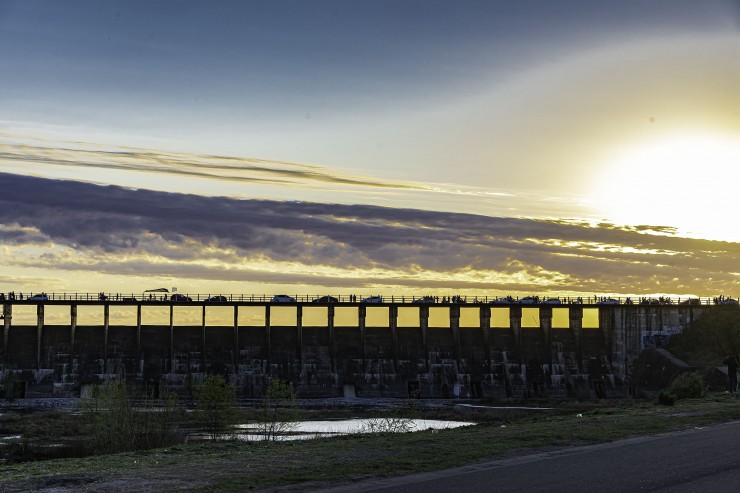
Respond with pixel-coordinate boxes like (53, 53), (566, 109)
(0, 136), (422, 190)
(0, 172), (737, 295)
(0, 224), (52, 246)
(0, 132), (600, 222)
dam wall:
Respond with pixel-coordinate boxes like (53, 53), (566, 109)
(0, 301), (710, 400)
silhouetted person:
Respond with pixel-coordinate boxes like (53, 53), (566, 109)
(723, 355), (738, 394)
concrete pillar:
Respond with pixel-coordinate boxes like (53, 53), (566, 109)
(169, 304), (174, 373)
(570, 305), (584, 371)
(264, 305), (270, 374)
(480, 305), (491, 368)
(389, 305), (398, 368)
(622, 305), (641, 368)
(613, 306), (628, 382)
(235, 305), (241, 372)
(70, 304), (77, 355)
(358, 305), (366, 367)
(2, 304), (10, 369)
(509, 305), (523, 364)
(201, 305), (206, 370)
(450, 305), (461, 365)
(103, 303), (109, 374)
(296, 305), (303, 367)
(599, 306), (610, 343)
(600, 306), (621, 378)
(328, 305), (335, 373)
(540, 306), (553, 368)
(420, 305), (429, 369)
(36, 304), (44, 371)
(136, 304), (142, 367)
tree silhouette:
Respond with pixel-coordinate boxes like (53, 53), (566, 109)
(669, 305), (740, 365)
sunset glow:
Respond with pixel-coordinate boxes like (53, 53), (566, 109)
(0, 0), (737, 302)
(593, 133), (740, 242)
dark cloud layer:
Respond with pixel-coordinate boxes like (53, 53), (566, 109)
(0, 172), (737, 294)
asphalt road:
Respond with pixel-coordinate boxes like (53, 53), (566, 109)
(314, 421), (740, 493)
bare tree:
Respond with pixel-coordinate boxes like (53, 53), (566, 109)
(257, 379), (300, 441)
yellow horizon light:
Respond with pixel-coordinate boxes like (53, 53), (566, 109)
(592, 132), (740, 242)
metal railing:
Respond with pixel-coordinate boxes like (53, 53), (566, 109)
(0, 292), (736, 306)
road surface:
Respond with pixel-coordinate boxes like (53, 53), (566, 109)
(314, 421), (740, 493)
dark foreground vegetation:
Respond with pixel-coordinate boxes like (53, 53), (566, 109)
(0, 375), (297, 462)
(669, 304), (740, 365)
(3, 393), (740, 492)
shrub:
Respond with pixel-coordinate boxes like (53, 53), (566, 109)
(359, 415), (414, 434)
(668, 305), (740, 365)
(657, 391), (677, 406)
(79, 381), (135, 453)
(3, 373), (21, 402)
(78, 380), (180, 453)
(257, 379), (300, 441)
(358, 400), (419, 434)
(194, 375), (240, 440)
(668, 372), (705, 399)
(137, 388), (180, 450)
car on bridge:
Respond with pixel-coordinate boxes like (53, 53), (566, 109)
(28, 293), (49, 301)
(543, 298), (562, 305)
(596, 298), (620, 305)
(206, 295), (228, 302)
(171, 294), (192, 302)
(489, 297), (513, 305)
(361, 295), (383, 303)
(312, 296), (338, 303)
(517, 296), (539, 304)
(271, 295), (296, 303)
(412, 296), (436, 304)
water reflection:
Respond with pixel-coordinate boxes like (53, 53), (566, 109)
(233, 418), (475, 441)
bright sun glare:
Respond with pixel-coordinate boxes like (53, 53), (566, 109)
(593, 133), (740, 242)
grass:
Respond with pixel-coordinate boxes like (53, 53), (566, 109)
(3, 394), (740, 492)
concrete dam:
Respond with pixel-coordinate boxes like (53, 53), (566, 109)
(0, 297), (713, 400)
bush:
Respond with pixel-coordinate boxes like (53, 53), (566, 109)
(359, 400), (419, 434)
(668, 305), (740, 365)
(194, 375), (240, 440)
(3, 373), (22, 402)
(657, 391), (677, 406)
(257, 379), (300, 441)
(668, 372), (705, 399)
(79, 381), (135, 453)
(137, 388), (180, 450)
(78, 381), (180, 453)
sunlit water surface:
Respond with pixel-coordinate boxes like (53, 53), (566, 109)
(231, 418), (475, 441)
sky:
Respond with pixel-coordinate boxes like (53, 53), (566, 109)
(0, 0), (739, 306)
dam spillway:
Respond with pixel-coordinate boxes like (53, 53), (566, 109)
(0, 296), (717, 399)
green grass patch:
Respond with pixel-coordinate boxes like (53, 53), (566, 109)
(3, 395), (740, 492)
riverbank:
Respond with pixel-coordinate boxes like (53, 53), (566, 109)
(2, 395), (740, 492)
